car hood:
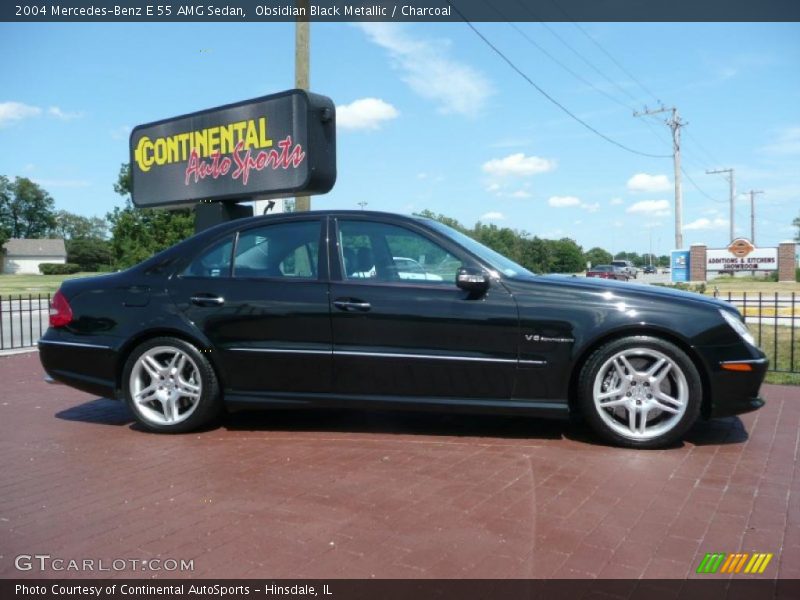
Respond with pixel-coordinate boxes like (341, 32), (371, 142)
(523, 274), (734, 311)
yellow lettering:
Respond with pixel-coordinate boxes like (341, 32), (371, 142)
(207, 126), (219, 155)
(245, 120), (259, 150)
(258, 117), (272, 148)
(219, 124), (233, 155)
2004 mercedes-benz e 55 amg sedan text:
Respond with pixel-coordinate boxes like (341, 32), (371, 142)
(39, 211), (767, 448)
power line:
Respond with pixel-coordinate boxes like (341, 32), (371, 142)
(505, 21), (634, 112)
(453, 16), (671, 159)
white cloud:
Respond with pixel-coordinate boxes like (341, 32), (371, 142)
(761, 126), (800, 156)
(582, 202), (600, 213)
(357, 23), (492, 116)
(32, 178), (91, 188)
(480, 211), (506, 221)
(0, 101), (41, 126)
(509, 189), (531, 198)
(684, 217), (729, 231)
(47, 106), (82, 120)
(626, 199), (671, 217)
(336, 98), (399, 130)
(627, 173), (671, 193)
(482, 153), (556, 177)
(549, 195), (581, 208)
(609, 197), (624, 206)
(111, 125), (132, 140)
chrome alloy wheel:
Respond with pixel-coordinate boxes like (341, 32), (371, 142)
(129, 346), (203, 426)
(592, 348), (689, 441)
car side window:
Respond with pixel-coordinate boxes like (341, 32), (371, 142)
(182, 236), (234, 278)
(234, 220), (320, 279)
(338, 220), (462, 284)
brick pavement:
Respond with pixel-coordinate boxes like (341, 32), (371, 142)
(0, 351), (797, 579)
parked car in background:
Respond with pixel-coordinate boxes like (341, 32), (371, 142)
(612, 260), (638, 279)
(39, 211), (766, 449)
(587, 265), (630, 281)
(643, 265), (657, 275)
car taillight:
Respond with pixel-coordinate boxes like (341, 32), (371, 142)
(49, 290), (73, 327)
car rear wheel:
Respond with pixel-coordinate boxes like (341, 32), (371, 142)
(578, 336), (701, 448)
(123, 337), (221, 433)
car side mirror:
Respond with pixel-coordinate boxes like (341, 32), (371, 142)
(456, 267), (490, 294)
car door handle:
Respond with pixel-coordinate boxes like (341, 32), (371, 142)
(190, 294), (225, 307)
(333, 299), (371, 312)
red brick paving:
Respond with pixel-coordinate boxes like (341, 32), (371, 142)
(0, 351), (797, 579)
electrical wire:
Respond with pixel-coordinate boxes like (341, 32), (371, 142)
(451, 12), (671, 159)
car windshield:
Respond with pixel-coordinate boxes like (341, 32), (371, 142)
(422, 219), (536, 278)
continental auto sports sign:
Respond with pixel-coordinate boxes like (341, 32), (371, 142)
(130, 89), (336, 208)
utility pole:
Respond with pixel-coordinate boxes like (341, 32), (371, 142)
(706, 168), (735, 242)
(294, 0), (310, 212)
(747, 190), (764, 244)
(357, 201), (368, 210)
(634, 106), (685, 249)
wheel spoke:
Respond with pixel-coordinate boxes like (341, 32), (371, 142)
(652, 362), (672, 385)
(628, 406), (637, 433)
(646, 357), (667, 378)
(161, 396), (175, 422)
(598, 386), (626, 401)
(654, 391), (682, 412)
(134, 385), (158, 405)
(176, 376), (201, 399)
(599, 397), (628, 409)
(141, 355), (163, 380)
(637, 405), (650, 435)
(619, 354), (642, 378)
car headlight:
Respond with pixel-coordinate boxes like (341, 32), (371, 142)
(719, 308), (756, 347)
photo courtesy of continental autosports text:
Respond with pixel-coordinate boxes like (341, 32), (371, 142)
(1, 1), (799, 599)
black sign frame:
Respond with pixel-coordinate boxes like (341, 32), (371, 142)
(129, 89), (336, 208)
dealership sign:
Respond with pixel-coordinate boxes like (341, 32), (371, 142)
(706, 238), (778, 271)
(130, 89), (336, 208)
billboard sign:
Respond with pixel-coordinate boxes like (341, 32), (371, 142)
(706, 238), (777, 271)
(671, 250), (690, 282)
(130, 89), (336, 208)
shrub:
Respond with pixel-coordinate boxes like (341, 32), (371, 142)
(39, 262), (81, 275)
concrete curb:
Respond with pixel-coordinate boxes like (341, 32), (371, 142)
(0, 346), (39, 357)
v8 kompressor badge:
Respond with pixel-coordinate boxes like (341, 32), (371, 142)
(525, 334), (575, 343)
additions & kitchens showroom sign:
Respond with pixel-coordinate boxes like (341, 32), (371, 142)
(706, 238), (778, 272)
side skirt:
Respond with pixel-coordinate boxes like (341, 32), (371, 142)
(224, 391), (569, 419)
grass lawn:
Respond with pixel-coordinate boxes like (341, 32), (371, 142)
(0, 273), (102, 295)
(705, 277), (800, 294)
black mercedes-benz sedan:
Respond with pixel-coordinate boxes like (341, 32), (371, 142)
(39, 211), (767, 448)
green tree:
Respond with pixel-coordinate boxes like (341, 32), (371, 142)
(51, 210), (108, 240)
(793, 212), (800, 242)
(547, 238), (585, 273)
(584, 246), (612, 268)
(107, 163), (194, 268)
(66, 238), (114, 271)
(0, 176), (57, 240)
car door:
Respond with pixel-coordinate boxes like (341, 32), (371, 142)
(329, 216), (520, 400)
(169, 216), (332, 395)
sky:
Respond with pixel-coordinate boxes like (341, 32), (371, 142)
(0, 21), (798, 256)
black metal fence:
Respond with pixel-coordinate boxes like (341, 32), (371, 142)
(0, 294), (51, 351)
(717, 291), (798, 374)
(0, 290), (798, 374)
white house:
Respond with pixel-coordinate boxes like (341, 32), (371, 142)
(2, 238), (67, 274)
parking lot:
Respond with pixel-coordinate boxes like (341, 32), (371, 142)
(0, 350), (798, 580)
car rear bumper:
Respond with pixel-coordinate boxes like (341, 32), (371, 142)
(38, 332), (119, 399)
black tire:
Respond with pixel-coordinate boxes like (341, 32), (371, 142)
(577, 336), (702, 449)
(122, 336), (221, 433)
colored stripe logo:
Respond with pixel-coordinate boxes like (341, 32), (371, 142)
(696, 552), (773, 574)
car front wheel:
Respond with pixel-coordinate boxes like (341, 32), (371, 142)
(122, 337), (221, 433)
(578, 336), (701, 448)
